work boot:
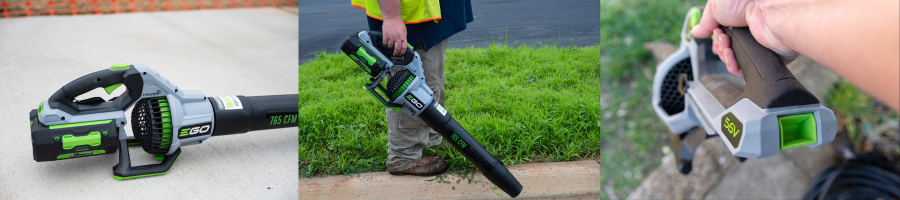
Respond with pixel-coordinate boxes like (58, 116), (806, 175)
(388, 155), (449, 176)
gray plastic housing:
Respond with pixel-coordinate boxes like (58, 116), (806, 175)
(652, 7), (837, 159)
(36, 64), (214, 155)
(357, 31), (435, 117)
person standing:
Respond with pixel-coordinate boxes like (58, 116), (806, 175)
(351, 0), (474, 175)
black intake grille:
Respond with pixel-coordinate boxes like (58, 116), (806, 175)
(386, 69), (414, 101)
(131, 97), (174, 154)
(659, 59), (694, 115)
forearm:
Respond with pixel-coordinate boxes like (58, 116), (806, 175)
(753, 0), (899, 110)
(377, 0), (403, 22)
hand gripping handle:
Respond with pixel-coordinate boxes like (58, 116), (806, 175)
(366, 31), (416, 65)
(47, 64), (144, 113)
(720, 26), (819, 108)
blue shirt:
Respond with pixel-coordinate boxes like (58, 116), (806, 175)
(367, 0), (474, 51)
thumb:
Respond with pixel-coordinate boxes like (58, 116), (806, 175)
(691, 4), (721, 38)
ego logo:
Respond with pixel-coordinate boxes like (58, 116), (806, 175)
(405, 94), (424, 110)
(178, 123), (212, 139)
(720, 112), (743, 148)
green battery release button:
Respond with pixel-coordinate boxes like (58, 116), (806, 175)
(779, 113), (817, 150)
(356, 48), (376, 66)
(62, 131), (102, 150)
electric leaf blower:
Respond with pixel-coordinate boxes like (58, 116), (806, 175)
(651, 7), (837, 174)
(29, 63), (298, 180)
(340, 31), (523, 197)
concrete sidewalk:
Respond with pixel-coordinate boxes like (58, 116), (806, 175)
(299, 160), (601, 199)
(0, 8), (298, 199)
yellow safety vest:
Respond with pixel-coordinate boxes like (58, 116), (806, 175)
(351, 0), (442, 24)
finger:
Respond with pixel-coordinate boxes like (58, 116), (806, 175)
(721, 48), (743, 78)
(691, 2), (720, 38)
(392, 40), (402, 56)
(712, 31), (720, 55)
(717, 28), (731, 51)
(398, 40), (407, 56)
(384, 36), (393, 49)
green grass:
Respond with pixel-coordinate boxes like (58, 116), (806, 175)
(827, 79), (900, 157)
(599, 0), (706, 198)
(298, 42), (600, 177)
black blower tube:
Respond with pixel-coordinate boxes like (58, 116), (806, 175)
(208, 95), (299, 136)
(418, 101), (523, 197)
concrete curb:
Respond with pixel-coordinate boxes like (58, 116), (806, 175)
(299, 160), (601, 199)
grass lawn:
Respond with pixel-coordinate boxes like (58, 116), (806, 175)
(599, 0), (706, 198)
(298, 43), (600, 177)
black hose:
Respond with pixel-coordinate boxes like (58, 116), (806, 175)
(803, 155), (900, 200)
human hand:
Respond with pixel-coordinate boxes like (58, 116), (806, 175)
(381, 19), (408, 57)
(690, 0), (798, 78)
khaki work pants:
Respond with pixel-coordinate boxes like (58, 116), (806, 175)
(385, 39), (449, 171)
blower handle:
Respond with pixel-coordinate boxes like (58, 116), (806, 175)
(366, 31), (416, 65)
(47, 64), (144, 113)
(720, 26), (819, 108)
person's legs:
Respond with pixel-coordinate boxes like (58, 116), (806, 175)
(422, 39), (448, 148)
(385, 39), (450, 173)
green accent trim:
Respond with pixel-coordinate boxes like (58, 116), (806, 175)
(357, 48), (376, 66)
(779, 113), (818, 150)
(62, 131), (102, 150)
(155, 98), (173, 149)
(110, 63), (130, 70)
(689, 8), (701, 30)
(363, 86), (402, 112)
(154, 154), (165, 161)
(127, 142), (141, 146)
(38, 104), (43, 118)
(407, 43), (414, 50)
(104, 83), (123, 95)
(57, 150), (106, 159)
(392, 76), (415, 99)
(49, 120), (112, 129)
(30, 120), (32, 126)
(349, 54), (371, 73)
(113, 153), (179, 180)
(180, 128), (189, 137)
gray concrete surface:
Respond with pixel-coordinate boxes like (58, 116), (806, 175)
(626, 137), (836, 200)
(0, 8), (298, 199)
(299, 0), (600, 63)
(299, 160), (601, 199)
(704, 144), (836, 199)
(625, 137), (738, 200)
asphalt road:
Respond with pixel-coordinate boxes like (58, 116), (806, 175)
(299, 0), (600, 63)
(0, 8), (298, 199)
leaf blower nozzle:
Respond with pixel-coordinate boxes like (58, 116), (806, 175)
(341, 31), (523, 197)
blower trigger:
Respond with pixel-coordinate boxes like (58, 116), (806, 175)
(74, 97), (106, 105)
